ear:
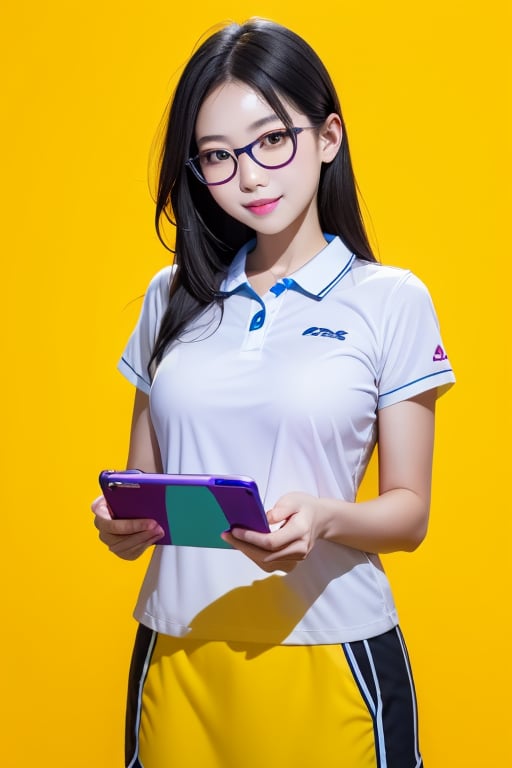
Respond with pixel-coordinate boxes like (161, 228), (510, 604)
(318, 113), (343, 163)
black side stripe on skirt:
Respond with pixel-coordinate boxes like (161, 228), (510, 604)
(342, 626), (423, 768)
(126, 624), (158, 768)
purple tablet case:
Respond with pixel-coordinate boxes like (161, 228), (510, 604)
(98, 470), (270, 548)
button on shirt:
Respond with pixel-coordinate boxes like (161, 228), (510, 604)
(118, 236), (455, 644)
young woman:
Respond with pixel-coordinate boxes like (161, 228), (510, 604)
(92, 17), (455, 768)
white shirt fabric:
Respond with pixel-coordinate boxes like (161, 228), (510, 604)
(118, 235), (455, 644)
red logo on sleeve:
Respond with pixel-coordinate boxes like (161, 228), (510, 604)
(433, 345), (448, 362)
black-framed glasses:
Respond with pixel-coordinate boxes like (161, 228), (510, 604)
(185, 126), (314, 186)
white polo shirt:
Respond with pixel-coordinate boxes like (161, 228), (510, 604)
(118, 235), (455, 644)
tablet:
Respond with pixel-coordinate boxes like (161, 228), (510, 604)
(98, 470), (270, 548)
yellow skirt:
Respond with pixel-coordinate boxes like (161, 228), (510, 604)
(126, 625), (422, 768)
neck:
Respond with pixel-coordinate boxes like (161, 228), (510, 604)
(246, 228), (327, 280)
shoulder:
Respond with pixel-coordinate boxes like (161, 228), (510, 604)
(129, 265), (176, 334)
(145, 264), (176, 298)
(349, 260), (431, 301)
(138, 265), (177, 318)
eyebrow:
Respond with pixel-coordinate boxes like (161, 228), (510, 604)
(196, 115), (284, 147)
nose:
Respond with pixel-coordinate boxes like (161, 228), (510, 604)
(236, 153), (268, 192)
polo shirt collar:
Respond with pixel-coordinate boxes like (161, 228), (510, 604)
(220, 235), (356, 300)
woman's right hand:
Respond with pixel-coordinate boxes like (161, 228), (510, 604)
(91, 496), (165, 560)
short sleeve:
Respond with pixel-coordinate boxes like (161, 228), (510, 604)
(117, 266), (175, 394)
(377, 272), (455, 409)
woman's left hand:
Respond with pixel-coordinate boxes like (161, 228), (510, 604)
(221, 492), (325, 572)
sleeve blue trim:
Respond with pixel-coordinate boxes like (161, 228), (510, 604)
(118, 356), (151, 394)
(380, 368), (453, 399)
(378, 369), (455, 408)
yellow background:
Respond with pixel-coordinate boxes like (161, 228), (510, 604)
(1, 1), (509, 765)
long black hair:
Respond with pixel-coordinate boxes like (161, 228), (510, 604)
(149, 18), (376, 370)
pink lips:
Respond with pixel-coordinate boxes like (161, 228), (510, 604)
(244, 197), (281, 216)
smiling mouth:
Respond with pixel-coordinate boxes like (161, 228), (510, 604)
(244, 197), (282, 216)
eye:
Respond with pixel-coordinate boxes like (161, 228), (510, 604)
(261, 130), (289, 148)
(200, 149), (232, 165)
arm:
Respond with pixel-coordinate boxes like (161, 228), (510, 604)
(126, 388), (164, 473)
(319, 389), (435, 552)
(91, 389), (165, 560)
(223, 390), (436, 568)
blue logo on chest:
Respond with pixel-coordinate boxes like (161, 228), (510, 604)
(302, 327), (348, 341)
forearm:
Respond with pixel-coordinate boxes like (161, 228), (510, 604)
(317, 488), (430, 554)
(91, 390), (166, 561)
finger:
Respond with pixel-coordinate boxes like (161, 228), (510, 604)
(91, 496), (111, 519)
(221, 532), (297, 573)
(94, 515), (164, 537)
(222, 530), (291, 561)
(107, 540), (150, 560)
(267, 507), (293, 525)
(229, 525), (292, 552)
(107, 530), (163, 558)
(99, 525), (165, 558)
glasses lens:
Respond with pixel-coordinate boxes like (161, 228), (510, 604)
(251, 129), (296, 169)
(191, 129), (298, 185)
(195, 149), (237, 185)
